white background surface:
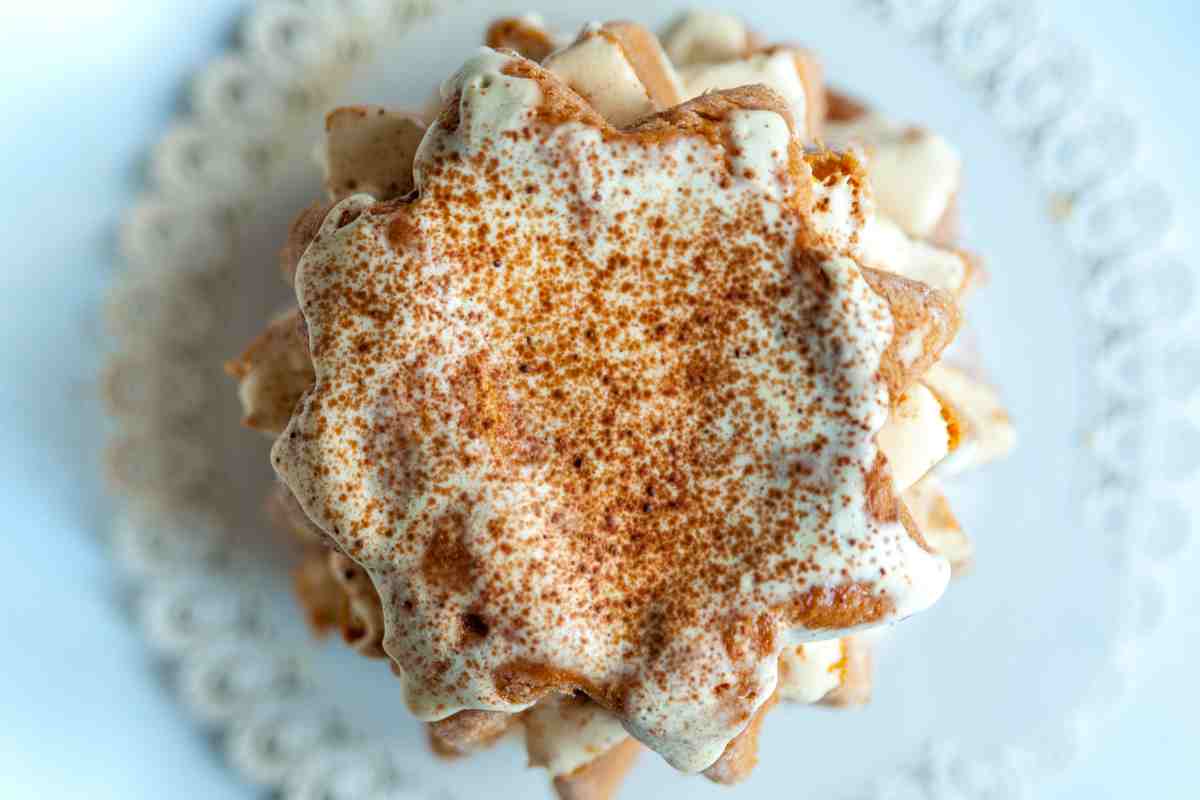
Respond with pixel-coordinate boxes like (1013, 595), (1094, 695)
(1, 2), (1196, 798)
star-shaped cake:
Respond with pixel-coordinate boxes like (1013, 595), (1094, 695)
(225, 11), (1016, 798)
(272, 47), (956, 770)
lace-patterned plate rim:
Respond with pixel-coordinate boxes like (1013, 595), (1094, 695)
(102, 1), (1195, 799)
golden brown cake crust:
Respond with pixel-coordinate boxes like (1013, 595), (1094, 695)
(485, 17), (558, 62)
(288, 538), (391, 658)
(327, 551), (387, 658)
(224, 308), (314, 435)
(598, 22), (682, 110)
(860, 267), (962, 404)
(702, 693), (778, 784)
(825, 88), (868, 123)
(323, 105), (426, 202)
(292, 545), (350, 636)
(427, 710), (515, 757)
(280, 201), (332, 286)
(630, 82), (797, 138)
(553, 737), (643, 800)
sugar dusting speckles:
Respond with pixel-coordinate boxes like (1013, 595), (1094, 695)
(273, 50), (948, 774)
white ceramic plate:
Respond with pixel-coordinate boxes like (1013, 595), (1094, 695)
(105, 1), (1196, 798)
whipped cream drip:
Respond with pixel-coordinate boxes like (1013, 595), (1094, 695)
(274, 49), (948, 773)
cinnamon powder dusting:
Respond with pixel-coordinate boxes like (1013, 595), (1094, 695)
(273, 50), (948, 772)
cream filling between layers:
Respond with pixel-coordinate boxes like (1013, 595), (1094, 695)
(543, 25), (682, 127)
(524, 696), (629, 777)
(877, 383), (952, 493)
(661, 10), (753, 67)
(923, 362), (1016, 475)
(826, 114), (961, 240)
(777, 638), (845, 703)
(808, 160), (968, 295)
(680, 51), (809, 136)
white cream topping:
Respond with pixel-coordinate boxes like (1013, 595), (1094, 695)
(661, 10), (752, 67)
(826, 114), (961, 239)
(776, 638), (844, 703)
(680, 51), (809, 136)
(524, 696), (629, 777)
(274, 49), (949, 774)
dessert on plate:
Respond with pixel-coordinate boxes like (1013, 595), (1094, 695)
(226, 8), (1014, 798)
